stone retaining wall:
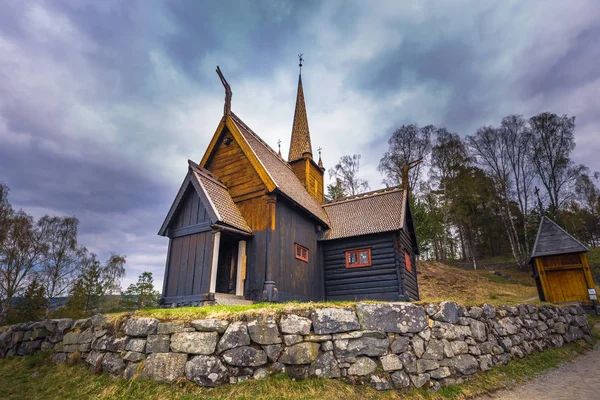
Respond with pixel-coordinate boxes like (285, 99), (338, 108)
(0, 302), (592, 391)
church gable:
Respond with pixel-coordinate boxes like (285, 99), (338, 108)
(158, 172), (216, 238)
(171, 185), (210, 231)
(203, 123), (268, 202)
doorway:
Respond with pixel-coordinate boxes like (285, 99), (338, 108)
(216, 235), (238, 294)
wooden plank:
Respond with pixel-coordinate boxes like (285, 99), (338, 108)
(190, 190), (199, 225)
(209, 232), (221, 293)
(167, 237), (182, 297)
(169, 222), (212, 238)
(327, 285), (399, 296)
(325, 274), (398, 287)
(185, 233), (198, 295)
(200, 233), (214, 294)
(192, 233), (206, 295)
(177, 235), (191, 296)
(161, 238), (172, 297)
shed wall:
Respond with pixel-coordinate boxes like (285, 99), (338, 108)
(322, 233), (401, 301)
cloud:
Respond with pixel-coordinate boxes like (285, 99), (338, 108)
(1, 0), (599, 291)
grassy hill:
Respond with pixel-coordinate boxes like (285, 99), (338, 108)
(417, 261), (539, 305)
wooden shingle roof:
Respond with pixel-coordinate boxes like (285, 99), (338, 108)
(320, 187), (406, 240)
(158, 161), (251, 236)
(288, 75), (313, 161)
(229, 112), (330, 226)
(530, 216), (588, 259)
(191, 164), (252, 233)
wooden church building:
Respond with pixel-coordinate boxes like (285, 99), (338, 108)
(530, 216), (595, 305)
(158, 64), (420, 305)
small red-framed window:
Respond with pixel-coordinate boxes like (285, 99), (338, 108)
(345, 248), (372, 268)
(404, 251), (412, 273)
(295, 243), (309, 262)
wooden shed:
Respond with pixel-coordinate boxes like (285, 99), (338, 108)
(530, 216), (595, 304)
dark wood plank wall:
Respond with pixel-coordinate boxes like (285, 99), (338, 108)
(274, 199), (323, 301)
(173, 186), (210, 229)
(322, 233), (401, 301)
(164, 188), (214, 299)
(399, 204), (419, 300)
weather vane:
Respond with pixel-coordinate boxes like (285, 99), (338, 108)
(317, 146), (322, 156)
(277, 139), (282, 156)
(298, 53), (304, 74)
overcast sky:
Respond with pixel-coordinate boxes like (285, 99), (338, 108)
(1, 0), (599, 290)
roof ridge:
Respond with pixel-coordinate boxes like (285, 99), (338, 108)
(230, 112), (293, 169)
(543, 216), (589, 250)
(189, 159), (228, 189)
(323, 186), (404, 207)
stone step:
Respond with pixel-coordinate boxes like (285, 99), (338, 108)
(214, 293), (254, 306)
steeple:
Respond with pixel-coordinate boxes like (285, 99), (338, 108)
(288, 54), (313, 162)
(287, 55), (325, 203)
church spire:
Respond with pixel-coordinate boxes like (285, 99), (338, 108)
(288, 54), (313, 161)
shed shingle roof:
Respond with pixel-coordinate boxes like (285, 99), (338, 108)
(321, 187), (406, 240)
(192, 166), (252, 233)
(530, 216), (588, 259)
(229, 112), (330, 226)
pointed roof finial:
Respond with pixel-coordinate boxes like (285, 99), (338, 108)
(318, 146), (324, 169)
(298, 53), (304, 76)
(216, 66), (232, 115)
(277, 139), (282, 157)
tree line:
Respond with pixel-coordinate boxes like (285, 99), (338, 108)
(327, 112), (599, 270)
(0, 184), (159, 324)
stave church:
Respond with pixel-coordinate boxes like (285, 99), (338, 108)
(158, 61), (420, 305)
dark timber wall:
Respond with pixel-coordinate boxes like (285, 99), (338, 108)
(163, 187), (214, 300)
(401, 204), (420, 300)
(274, 199), (323, 301)
(243, 230), (267, 301)
(322, 233), (402, 301)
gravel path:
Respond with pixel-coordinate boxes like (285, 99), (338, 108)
(477, 346), (600, 400)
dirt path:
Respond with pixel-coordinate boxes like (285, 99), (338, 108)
(477, 347), (600, 400)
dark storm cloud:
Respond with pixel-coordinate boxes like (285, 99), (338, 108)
(519, 24), (600, 99)
(0, 141), (169, 218)
(162, 0), (318, 81)
(1, 0), (599, 288)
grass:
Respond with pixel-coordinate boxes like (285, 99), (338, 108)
(122, 262), (540, 323)
(416, 261), (538, 306)
(129, 301), (357, 322)
(0, 330), (596, 400)
(587, 247), (600, 287)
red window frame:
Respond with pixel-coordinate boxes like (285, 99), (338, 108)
(345, 248), (372, 268)
(295, 243), (309, 262)
(404, 250), (412, 273)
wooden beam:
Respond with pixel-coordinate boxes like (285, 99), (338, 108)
(168, 221), (212, 238)
(236, 240), (247, 296)
(200, 117), (227, 167)
(209, 231), (221, 293)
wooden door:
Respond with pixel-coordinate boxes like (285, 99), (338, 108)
(545, 269), (589, 303)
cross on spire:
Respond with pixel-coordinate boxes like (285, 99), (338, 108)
(277, 139), (282, 156)
(317, 147), (324, 169)
(298, 53), (304, 75)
